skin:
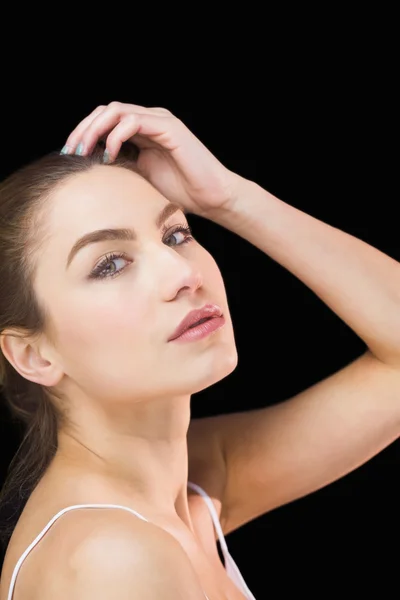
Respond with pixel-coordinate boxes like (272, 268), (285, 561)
(3, 165), (238, 528)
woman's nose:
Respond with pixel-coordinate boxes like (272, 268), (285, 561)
(158, 250), (203, 301)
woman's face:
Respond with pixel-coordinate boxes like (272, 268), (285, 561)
(34, 166), (237, 404)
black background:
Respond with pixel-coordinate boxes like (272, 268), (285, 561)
(0, 17), (398, 597)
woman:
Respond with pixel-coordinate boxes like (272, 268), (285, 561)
(0, 101), (400, 599)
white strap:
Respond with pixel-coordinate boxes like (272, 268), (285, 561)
(187, 481), (229, 553)
(7, 503), (148, 600)
(187, 481), (257, 600)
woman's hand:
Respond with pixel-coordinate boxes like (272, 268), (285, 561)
(62, 101), (242, 218)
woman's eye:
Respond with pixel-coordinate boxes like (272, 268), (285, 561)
(90, 254), (130, 280)
(103, 256), (127, 275)
(165, 225), (193, 247)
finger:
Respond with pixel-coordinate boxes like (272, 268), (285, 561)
(147, 107), (174, 116)
(103, 114), (172, 161)
(104, 112), (182, 162)
(73, 102), (154, 156)
(103, 114), (141, 161)
(105, 103), (173, 116)
(63, 105), (107, 152)
(63, 102), (174, 155)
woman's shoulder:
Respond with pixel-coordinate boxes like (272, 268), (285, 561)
(2, 505), (195, 600)
(1, 474), (187, 600)
(0, 470), (165, 599)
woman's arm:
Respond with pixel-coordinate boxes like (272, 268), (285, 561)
(212, 176), (400, 368)
(198, 178), (400, 536)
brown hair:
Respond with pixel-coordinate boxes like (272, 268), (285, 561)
(0, 144), (139, 551)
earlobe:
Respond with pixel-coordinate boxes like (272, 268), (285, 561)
(0, 331), (63, 387)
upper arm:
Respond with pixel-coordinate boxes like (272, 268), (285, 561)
(51, 512), (205, 599)
(216, 351), (400, 535)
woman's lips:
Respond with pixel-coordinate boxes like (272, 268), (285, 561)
(168, 303), (223, 341)
(169, 315), (226, 342)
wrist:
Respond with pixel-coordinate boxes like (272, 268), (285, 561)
(205, 173), (254, 224)
(209, 175), (265, 229)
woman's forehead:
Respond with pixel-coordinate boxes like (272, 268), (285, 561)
(48, 166), (167, 230)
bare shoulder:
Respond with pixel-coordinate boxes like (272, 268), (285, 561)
(38, 508), (205, 599)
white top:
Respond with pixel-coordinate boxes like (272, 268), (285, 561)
(6, 481), (256, 600)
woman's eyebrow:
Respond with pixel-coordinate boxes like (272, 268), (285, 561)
(66, 202), (182, 269)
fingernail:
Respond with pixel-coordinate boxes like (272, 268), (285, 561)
(75, 143), (84, 156)
(60, 145), (72, 155)
(103, 149), (110, 164)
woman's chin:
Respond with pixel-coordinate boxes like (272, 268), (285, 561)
(189, 345), (239, 394)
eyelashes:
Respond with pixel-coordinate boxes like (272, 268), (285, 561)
(89, 251), (131, 280)
(89, 223), (194, 280)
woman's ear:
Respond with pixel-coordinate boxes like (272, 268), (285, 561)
(0, 330), (63, 387)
